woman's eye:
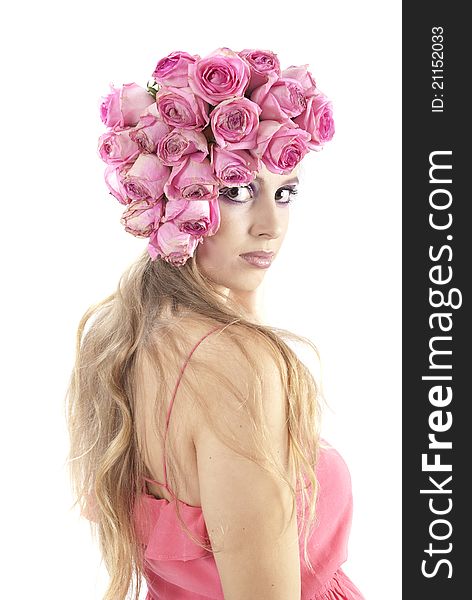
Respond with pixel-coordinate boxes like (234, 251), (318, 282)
(219, 184), (298, 204)
(275, 187), (298, 204)
(219, 186), (253, 202)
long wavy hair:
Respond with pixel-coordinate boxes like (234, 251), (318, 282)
(65, 247), (324, 600)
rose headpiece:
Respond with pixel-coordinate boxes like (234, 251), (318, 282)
(98, 47), (335, 266)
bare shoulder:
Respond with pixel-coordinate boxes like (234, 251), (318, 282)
(188, 322), (299, 598)
(186, 324), (286, 435)
(157, 313), (278, 371)
(174, 315), (281, 367)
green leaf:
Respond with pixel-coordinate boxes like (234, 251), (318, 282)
(146, 79), (160, 99)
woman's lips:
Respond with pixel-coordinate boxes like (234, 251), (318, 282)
(239, 251), (275, 269)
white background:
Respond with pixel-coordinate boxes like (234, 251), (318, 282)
(1, 0), (401, 598)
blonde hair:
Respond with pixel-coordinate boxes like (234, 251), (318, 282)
(65, 248), (324, 600)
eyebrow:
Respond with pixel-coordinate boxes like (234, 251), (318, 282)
(255, 176), (299, 186)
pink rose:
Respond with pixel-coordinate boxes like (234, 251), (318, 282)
(121, 154), (170, 201)
(162, 198), (220, 237)
(211, 145), (260, 186)
(210, 97), (261, 150)
(98, 129), (140, 165)
(152, 51), (199, 88)
(251, 77), (306, 122)
(100, 83), (154, 128)
(188, 47), (250, 105)
(293, 92), (335, 149)
(255, 120), (311, 175)
(164, 157), (219, 201)
(156, 86), (209, 130)
(238, 49), (281, 94)
(281, 65), (317, 97)
(128, 106), (171, 153)
(104, 162), (133, 205)
(139, 102), (160, 118)
(120, 197), (165, 237)
(156, 129), (208, 166)
(148, 221), (200, 266)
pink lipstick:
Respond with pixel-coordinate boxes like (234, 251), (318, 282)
(239, 251), (275, 269)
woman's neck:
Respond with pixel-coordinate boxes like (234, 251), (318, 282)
(211, 284), (265, 325)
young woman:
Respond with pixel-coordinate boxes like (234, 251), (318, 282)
(66, 47), (364, 600)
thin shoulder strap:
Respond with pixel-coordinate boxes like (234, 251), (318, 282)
(157, 324), (225, 496)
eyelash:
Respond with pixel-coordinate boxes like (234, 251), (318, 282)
(219, 184), (298, 204)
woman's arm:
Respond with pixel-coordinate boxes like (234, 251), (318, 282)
(192, 335), (301, 600)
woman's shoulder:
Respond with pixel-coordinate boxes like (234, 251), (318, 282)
(144, 311), (282, 383)
(162, 312), (264, 351)
(198, 316), (282, 363)
(168, 314), (284, 391)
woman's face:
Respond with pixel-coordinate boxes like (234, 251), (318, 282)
(196, 163), (299, 293)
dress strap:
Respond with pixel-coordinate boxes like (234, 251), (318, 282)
(143, 324), (226, 497)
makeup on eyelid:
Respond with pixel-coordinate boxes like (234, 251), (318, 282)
(219, 183), (299, 204)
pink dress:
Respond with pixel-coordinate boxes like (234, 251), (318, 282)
(132, 326), (365, 599)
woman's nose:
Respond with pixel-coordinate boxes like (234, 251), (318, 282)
(249, 194), (284, 239)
